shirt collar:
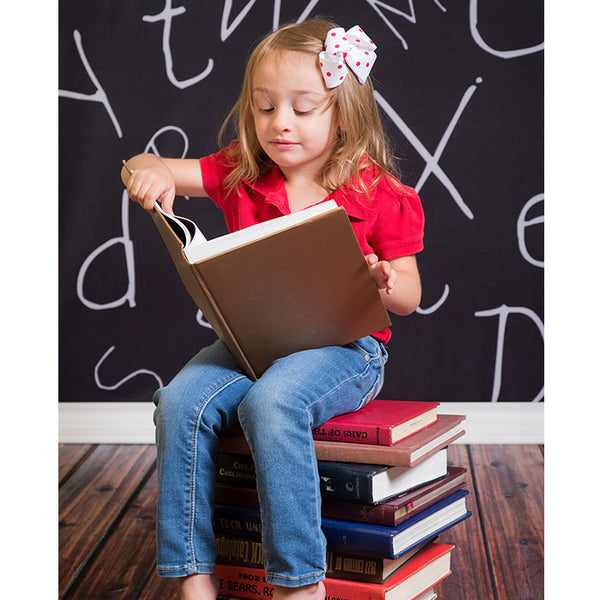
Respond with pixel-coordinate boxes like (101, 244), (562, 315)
(242, 164), (377, 221)
(243, 167), (289, 213)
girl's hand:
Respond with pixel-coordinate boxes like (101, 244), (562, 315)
(365, 254), (422, 316)
(365, 254), (396, 295)
(121, 155), (207, 214)
(124, 164), (176, 214)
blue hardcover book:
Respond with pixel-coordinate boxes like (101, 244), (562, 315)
(322, 488), (471, 559)
(213, 488), (471, 559)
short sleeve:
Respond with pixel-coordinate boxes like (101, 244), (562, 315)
(371, 182), (424, 260)
(199, 142), (238, 209)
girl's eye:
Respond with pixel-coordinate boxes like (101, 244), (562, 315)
(294, 109), (313, 116)
(258, 107), (274, 113)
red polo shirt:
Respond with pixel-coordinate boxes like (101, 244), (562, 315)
(199, 142), (424, 343)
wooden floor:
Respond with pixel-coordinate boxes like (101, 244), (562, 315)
(59, 444), (543, 600)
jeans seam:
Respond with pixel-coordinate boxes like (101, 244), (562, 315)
(157, 561), (214, 572)
(292, 348), (383, 577)
(187, 373), (247, 566)
(267, 571), (325, 583)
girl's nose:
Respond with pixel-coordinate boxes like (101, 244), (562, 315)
(271, 107), (291, 132)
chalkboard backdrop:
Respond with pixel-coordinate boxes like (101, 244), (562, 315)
(59, 1), (543, 404)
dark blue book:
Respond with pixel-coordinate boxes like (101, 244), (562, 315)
(216, 449), (447, 504)
(213, 488), (471, 559)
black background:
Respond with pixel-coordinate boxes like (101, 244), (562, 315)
(59, 0), (543, 403)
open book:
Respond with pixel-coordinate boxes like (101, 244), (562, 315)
(151, 200), (391, 380)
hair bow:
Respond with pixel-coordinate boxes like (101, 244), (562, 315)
(319, 26), (377, 89)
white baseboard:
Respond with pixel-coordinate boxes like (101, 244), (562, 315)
(58, 402), (543, 444)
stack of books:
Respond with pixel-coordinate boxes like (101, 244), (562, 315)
(212, 400), (471, 600)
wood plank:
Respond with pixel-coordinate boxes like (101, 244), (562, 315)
(138, 569), (180, 599)
(63, 466), (159, 599)
(59, 444), (95, 485)
(469, 445), (544, 600)
(57, 443), (543, 599)
(437, 445), (496, 600)
(59, 444), (156, 598)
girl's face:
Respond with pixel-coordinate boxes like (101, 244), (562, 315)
(251, 51), (338, 182)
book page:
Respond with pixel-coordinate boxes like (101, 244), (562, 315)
(184, 200), (339, 263)
(154, 202), (207, 248)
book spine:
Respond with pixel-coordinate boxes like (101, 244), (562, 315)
(312, 424), (389, 445)
(217, 454), (380, 503)
(320, 518), (395, 559)
(216, 431), (465, 467)
(215, 482), (399, 526)
(214, 564), (385, 600)
(315, 432), (466, 467)
(315, 440), (413, 466)
(318, 461), (377, 503)
(217, 454), (257, 489)
(215, 479), (465, 529)
(321, 499), (400, 527)
(215, 534), (387, 583)
(213, 502), (470, 560)
(215, 483), (260, 507)
(214, 504), (395, 558)
(216, 434), (413, 466)
(214, 505), (263, 540)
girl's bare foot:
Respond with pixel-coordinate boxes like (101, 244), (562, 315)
(180, 573), (218, 600)
(273, 581), (326, 600)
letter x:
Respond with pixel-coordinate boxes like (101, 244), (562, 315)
(375, 78), (483, 220)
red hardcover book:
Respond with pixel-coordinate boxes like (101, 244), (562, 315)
(312, 400), (439, 446)
(214, 542), (454, 600)
(217, 414), (466, 468)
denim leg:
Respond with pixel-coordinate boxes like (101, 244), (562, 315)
(237, 336), (387, 587)
(153, 339), (253, 577)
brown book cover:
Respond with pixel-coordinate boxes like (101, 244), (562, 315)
(151, 201), (390, 380)
(217, 414), (466, 467)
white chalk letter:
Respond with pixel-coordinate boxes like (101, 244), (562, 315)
(59, 30), (123, 138)
(417, 284), (450, 315)
(94, 346), (163, 391)
(143, 0), (214, 88)
(375, 79), (482, 220)
(77, 191), (136, 310)
(475, 304), (544, 402)
(469, 0), (544, 59)
(517, 194), (544, 268)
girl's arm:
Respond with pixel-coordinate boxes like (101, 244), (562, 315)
(365, 254), (422, 316)
(121, 154), (207, 214)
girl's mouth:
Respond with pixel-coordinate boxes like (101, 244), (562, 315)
(271, 139), (299, 149)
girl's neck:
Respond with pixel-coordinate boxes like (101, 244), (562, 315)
(282, 170), (331, 212)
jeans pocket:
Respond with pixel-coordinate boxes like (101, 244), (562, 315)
(348, 336), (388, 366)
(346, 337), (387, 410)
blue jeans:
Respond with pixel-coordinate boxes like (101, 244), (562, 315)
(153, 336), (388, 587)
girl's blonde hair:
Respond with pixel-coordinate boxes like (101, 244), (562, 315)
(218, 18), (400, 196)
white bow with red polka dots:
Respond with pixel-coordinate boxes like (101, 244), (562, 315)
(319, 26), (377, 88)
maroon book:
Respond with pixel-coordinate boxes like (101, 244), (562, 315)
(214, 466), (467, 527)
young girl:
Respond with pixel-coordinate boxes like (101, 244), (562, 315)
(122, 19), (423, 600)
